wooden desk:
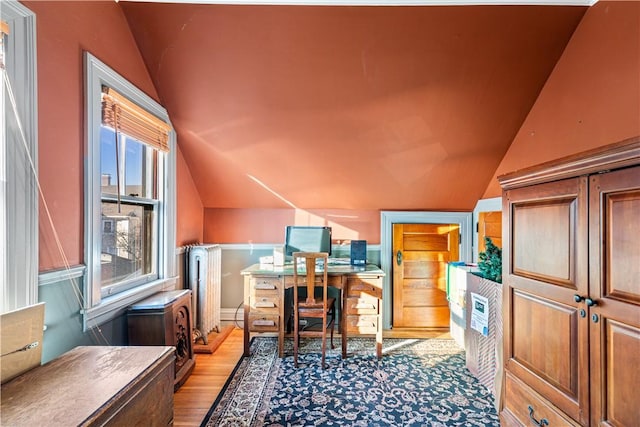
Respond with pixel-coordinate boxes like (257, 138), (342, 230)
(242, 263), (385, 359)
(1, 346), (175, 426)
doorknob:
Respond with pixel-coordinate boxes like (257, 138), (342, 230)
(396, 250), (402, 266)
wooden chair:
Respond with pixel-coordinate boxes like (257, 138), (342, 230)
(292, 252), (336, 369)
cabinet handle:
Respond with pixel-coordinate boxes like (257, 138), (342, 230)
(574, 294), (585, 303)
(396, 250), (402, 265)
(528, 405), (549, 427)
(585, 298), (598, 307)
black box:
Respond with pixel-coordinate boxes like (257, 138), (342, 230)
(350, 240), (367, 265)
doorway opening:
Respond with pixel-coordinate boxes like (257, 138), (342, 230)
(380, 211), (472, 329)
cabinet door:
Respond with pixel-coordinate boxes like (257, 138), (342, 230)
(503, 177), (589, 425)
(589, 166), (640, 426)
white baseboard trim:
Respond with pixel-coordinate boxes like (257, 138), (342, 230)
(220, 307), (244, 327)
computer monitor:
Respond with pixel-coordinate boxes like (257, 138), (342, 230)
(284, 226), (332, 257)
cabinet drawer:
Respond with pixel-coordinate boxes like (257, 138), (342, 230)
(252, 288), (280, 312)
(252, 276), (280, 290)
(345, 315), (378, 335)
(346, 277), (382, 298)
(503, 372), (579, 427)
(248, 313), (280, 332)
(346, 296), (379, 315)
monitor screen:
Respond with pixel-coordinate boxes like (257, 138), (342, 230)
(284, 226), (332, 256)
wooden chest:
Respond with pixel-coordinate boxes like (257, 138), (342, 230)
(0, 345), (175, 426)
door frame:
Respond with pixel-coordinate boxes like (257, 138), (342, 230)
(380, 211), (473, 329)
(472, 197), (502, 262)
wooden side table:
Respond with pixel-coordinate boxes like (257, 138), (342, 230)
(128, 289), (195, 390)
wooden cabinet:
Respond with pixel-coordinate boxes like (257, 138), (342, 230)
(128, 289), (195, 391)
(498, 138), (640, 426)
(0, 346), (174, 426)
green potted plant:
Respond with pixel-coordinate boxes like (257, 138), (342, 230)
(478, 237), (502, 283)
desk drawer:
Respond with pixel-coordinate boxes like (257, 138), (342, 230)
(248, 313), (280, 332)
(345, 296), (379, 315)
(346, 277), (382, 298)
(327, 275), (343, 287)
(283, 275), (343, 288)
(252, 288), (280, 312)
(252, 276), (280, 290)
(345, 315), (378, 335)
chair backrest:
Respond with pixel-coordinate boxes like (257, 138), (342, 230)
(292, 252), (329, 305)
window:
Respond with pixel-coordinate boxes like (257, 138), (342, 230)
(84, 52), (176, 330)
(0, 2), (38, 314)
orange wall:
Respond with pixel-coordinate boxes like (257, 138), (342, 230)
(484, 1), (640, 197)
(26, 0), (639, 262)
(203, 208), (380, 244)
(26, 1), (202, 270)
(176, 146), (204, 245)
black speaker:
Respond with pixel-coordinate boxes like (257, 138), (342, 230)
(350, 240), (367, 265)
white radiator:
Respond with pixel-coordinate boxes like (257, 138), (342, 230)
(186, 244), (221, 345)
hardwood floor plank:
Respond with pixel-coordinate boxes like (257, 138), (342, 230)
(173, 328), (244, 426)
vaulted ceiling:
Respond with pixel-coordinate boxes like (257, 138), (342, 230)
(120, 3), (586, 210)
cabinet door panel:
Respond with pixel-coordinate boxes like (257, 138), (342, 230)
(589, 166), (640, 426)
(512, 200), (575, 284)
(511, 290), (578, 395)
(503, 177), (589, 425)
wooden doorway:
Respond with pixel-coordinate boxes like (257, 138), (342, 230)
(392, 223), (460, 329)
(478, 211), (502, 251)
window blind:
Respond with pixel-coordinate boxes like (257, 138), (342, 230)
(101, 86), (171, 152)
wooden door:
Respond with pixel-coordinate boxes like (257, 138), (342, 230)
(392, 223), (459, 328)
(503, 177), (590, 425)
(478, 211), (502, 251)
(589, 166), (640, 426)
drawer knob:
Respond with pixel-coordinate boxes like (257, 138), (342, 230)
(528, 405), (549, 427)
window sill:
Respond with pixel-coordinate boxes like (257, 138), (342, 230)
(82, 276), (177, 331)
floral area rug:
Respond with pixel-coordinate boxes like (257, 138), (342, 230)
(201, 337), (500, 427)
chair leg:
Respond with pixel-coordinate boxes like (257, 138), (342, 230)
(330, 308), (335, 350)
(321, 325), (327, 369)
(293, 312), (298, 368)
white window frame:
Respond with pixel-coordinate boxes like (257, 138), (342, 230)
(1, 1), (38, 314)
(83, 52), (176, 331)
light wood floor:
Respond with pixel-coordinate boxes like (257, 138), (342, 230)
(173, 328), (245, 426)
(173, 328), (452, 426)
